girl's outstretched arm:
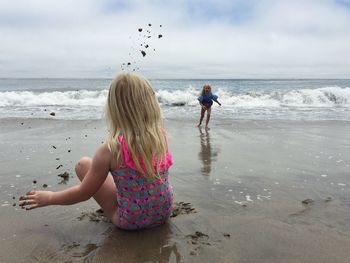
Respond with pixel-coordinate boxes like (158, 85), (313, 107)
(215, 100), (222, 106)
(20, 143), (112, 210)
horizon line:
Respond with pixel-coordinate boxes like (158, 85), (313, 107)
(1, 77), (350, 81)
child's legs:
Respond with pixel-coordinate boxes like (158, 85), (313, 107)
(205, 107), (211, 127)
(198, 107), (206, 126)
(75, 157), (119, 224)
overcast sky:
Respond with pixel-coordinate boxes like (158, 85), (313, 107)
(1, 0), (350, 78)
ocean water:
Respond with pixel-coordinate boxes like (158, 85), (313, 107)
(0, 78), (349, 121)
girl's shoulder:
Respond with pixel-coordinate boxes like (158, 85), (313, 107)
(96, 143), (113, 158)
(94, 143), (113, 170)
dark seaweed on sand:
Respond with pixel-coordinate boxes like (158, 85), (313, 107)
(171, 202), (196, 217)
(58, 171), (70, 184)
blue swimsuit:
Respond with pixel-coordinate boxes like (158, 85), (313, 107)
(197, 94), (218, 108)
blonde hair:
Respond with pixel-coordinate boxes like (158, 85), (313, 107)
(201, 84), (212, 96)
(105, 72), (167, 178)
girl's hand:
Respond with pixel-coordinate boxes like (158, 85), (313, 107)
(19, 190), (53, 210)
(202, 105), (206, 110)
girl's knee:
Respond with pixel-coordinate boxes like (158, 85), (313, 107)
(75, 157), (92, 181)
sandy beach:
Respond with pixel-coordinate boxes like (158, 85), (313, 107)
(0, 117), (349, 263)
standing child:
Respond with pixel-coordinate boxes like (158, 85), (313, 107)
(20, 73), (173, 230)
(197, 84), (221, 129)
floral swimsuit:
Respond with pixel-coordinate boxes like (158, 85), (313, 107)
(111, 135), (173, 230)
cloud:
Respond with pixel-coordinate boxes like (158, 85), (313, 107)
(0, 0), (350, 78)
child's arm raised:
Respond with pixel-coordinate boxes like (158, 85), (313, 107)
(20, 143), (112, 210)
(214, 99), (222, 106)
(212, 94), (221, 106)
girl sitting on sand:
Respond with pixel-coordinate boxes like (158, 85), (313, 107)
(20, 73), (173, 230)
(197, 84), (221, 129)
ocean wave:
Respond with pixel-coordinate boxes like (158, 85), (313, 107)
(0, 90), (108, 107)
(0, 87), (349, 108)
(164, 86), (350, 108)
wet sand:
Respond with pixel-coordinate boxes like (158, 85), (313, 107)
(0, 118), (349, 262)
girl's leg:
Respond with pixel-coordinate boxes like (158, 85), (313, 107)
(75, 157), (119, 224)
(197, 108), (206, 127)
(205, 108), (211, 128)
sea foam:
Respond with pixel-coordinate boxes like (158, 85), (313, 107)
(0, 86), (349, 120)
(1, 86), (349, 108)
(0, 90), (108, 107)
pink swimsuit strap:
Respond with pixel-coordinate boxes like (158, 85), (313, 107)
(118, 134), (173, 173)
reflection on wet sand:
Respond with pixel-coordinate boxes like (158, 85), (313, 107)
(93, 222), (183, 263)
(27, 215), (183, 263)
(198, 128), (219, 176)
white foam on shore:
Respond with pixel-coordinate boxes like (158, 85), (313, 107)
(234, 201), (247, 206)
(245, 195), (253, 202)
(2, 86), (349, 108)
(0, 90), (108, 107)
(1, 86), (350, 120)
